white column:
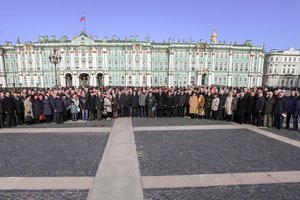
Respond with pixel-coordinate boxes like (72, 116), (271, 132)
(168, 51), (174, 87)
(93, 50), (97, 69)
(188, 51), (191, 86)
(104, 74), (109, 86)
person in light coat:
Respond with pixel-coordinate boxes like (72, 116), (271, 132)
(211, 94), (220, 120)
(225, 91), (233, 121)
(197, 94), (205, 118)
(189, 92), (199, 118)
(24, 96), (33, 119)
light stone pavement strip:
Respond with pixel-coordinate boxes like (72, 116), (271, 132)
(87, 118), (143, 200)
(0, 177), (93, 190)
(142, 171), (300, 189)
(0, 127), (111, 133)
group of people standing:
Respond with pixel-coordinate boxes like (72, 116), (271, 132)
(0, 86), (298, 131)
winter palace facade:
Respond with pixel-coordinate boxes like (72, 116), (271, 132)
(0, 31), (265, 88)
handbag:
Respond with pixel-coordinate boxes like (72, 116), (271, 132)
(39, 114), (46, 121)
(25, 115), (33, 122)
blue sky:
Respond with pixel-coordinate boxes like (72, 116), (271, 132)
(0, 0), (299, 51)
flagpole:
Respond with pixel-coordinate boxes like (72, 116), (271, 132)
(84, 16), (86, 34)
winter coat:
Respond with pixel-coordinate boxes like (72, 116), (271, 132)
(189, 95), (199, 114)
(24, 99), (33, 118)
(237, 96), (248, 115)
(146, 95), (156, 108)
(211, 97), (220, 111)
(53, 97), (65, 113)
(123, 95), (131, 108)
(174, 94), (180, 106)
(156, 93), (165, 109)
(139, 93), (147, 106)
(231, 96), (239, 111)
(165, 95), (174, 108)
(185, 93), (190, 106)
(218, 94), (226, 111)
(197, 95), (205, 115)
(111, 98), (118, 112)
(94, 96), (104, 110)
(179, 94), (186, 106)
(255, 96), (265, 113)
(295, 97), (300, 115)
(80, 97), (89, 109)
(13, 97), (23, 114)
(225, 96), (233, 115)
(88, 95), (96, 112)
(0, 98), (3, 114)
(131, 94), (139, 108)
(42, 99), (52, 116)
(32, 99), (43, 119)
(286, 96), (296, 114)
(3, 97), (15, 114)
(67, 104), (79, 114)
(264, 96), (276, 114)
(205, 95), (213, 109)
(104, 98), (112, 113)
(247, 96), (256, 114)
(275, 96), (287, 115)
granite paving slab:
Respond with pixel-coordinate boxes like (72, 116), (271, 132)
(0, 189), (88, 200)
(259, 127), (300, 142)
(135, 129), (300, 176)
(0, 133), (109, 177)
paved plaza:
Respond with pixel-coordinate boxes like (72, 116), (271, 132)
(1, 118), (300, 199)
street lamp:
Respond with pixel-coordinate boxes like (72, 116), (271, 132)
(49, 48), (62, 87)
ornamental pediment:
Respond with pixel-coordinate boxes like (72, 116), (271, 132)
(71, 35), (95, 45)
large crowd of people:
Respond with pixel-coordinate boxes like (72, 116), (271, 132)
(0, 86), (299, 131)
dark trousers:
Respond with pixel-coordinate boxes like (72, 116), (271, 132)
(157, 108), (164, 117)
(205, 108), (211, 119)
(132, 107), (139, 117)
(247, 113), (255, 125)
(0, 114), (3, 128)
(275, 114), (284, 129)
(226, 114), (232, 121)
(45, 115), (52, 123)
(166, 107), (173, 117)
(5, 113), (13, 127)
(122, 107), (130, 117)
(256, 112), (263, 127)
(179, 106), (185, 117)
(212, 110), (218, 120)
(140, 106), (146, 117)
(286, 113), (296, 129)
(89, 111), (95, 120)
(218, 110), (225, 120)
(97, 109), (103, 120)
(173, 106), (178, 117)
(238, 114), (245, 124)
(54, 112), (63, 124)
(185, 105), (190, 116)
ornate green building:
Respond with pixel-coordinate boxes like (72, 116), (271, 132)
(0, 31), (265, 88)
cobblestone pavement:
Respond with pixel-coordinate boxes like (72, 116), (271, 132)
(260, 127), (300, 142)
(143, 183), (300, 200)
(15, 119), (114, 128)
(135, 129), (300, 176)
(132, 117), (228, 127)
(0, 189), (88, 200)
(0, 132), (109, 176)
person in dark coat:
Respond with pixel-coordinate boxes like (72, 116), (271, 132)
(178, 90), (186, 117)
(32, 95), (43, 123)
(173, 91), (180, 117)
(165, 91), (175, 117)
(156, 89), (165, 117)
(80, 93), (89, 121)
(131, 91), (139, 117)
(88, 92), (96, 120)
(204, 92), (213, 119)
(3, 92), (16, 127)
(122, 91), (131, 117)
(217, 90), (226, 120)
(294, 94), (300, 130)
(185, 90), (191, 117)
(118, 92), (125, 117)
(13, 93), (23, 125)
(263, 91), (276, 128)
(94, 92), (104, 120)
(236, 92), (248, 124)
(43, 95), (53, 123)
(53, 95), (65, 124)
(145, 91), (156, 118)
(254, 91), (265, 127)
(0, 92), (5, 128)
(246, 92), (256, 125)
(274, 92), (287, 129)
(285, 90), (297, 130)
